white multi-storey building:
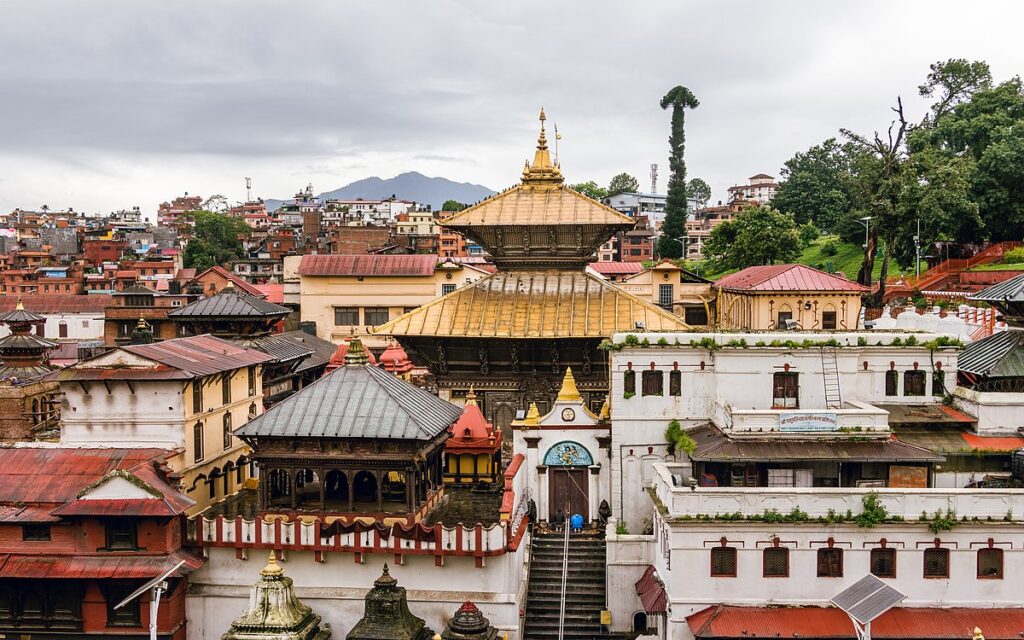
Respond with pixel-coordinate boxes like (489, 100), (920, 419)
(727, 174), (778, 204)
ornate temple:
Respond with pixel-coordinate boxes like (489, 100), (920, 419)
(222, 553), (332, 640)
(377, 110), (689, 430)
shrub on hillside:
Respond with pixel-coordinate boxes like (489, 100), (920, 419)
(1002, 247), (1024, 264)
(820, 240), (839, 257)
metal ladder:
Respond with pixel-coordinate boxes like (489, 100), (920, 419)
(820, 346), (842, 408)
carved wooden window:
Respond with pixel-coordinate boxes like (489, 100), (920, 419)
(763, 547), (789, 577)
(923, 548), (949, 578)
(817, 548), (843, 577)
(669, 370), (682, 397)
(641, 370), (663, 396)
(885, 370), (898, 396)
(904, 370), (926, 397)
(710, 547), (737, 577)
(977, 548), (1003, 579)
(870, 548), (896, 578)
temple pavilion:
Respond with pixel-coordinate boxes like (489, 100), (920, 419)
(235, 338), (461, 522)
(443, 388), (502, 484)
(377, 110), (689, 430)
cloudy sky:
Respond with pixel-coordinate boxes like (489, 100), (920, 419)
(1, 0), (1022, 216)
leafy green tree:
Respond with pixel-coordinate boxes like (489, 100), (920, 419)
(918, 58), (992, 122)
(656, 85), (700, 258)
(441, 199), (467, 212)
(182, 211), (251, 271)
(703, 206), (801, 269)
(772, 138), (856, 230)
(607, 172), (640, 196)
(687, 178), (711, 208)
(570, 181), (608, 200)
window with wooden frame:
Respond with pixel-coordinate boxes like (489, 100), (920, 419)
(904, 370), (926, 396)
(977, 548), (1003, 579)
(247, 366), (256, 397)
(822, 310), (838, 330)
(710, 546), (737, 577)
(923, 547), (949, 578)
(685, 306), (709, 325)
(193, 421), (204, 463)
(762, 547), (789, 577)
(104, 583), (141, 627)
(192, 381), (203, 413)
(772, 372), (799, 409)
(22, 524), (51, 541)
(816, 548), (843, 577)
(884, 369), (898, 396)
(363, 307), (390, 326)
(223, 412), (233, 450)
(641, 370), (663, 396)
(669, 370), (682, 397)
(932, 370), (946, 396)
(777, 310), (793, 329)
(623, 370), (636, 397)
(870, 548), (896, 578)
(104, 519), (137, 551)
(333, 306), (358, 326)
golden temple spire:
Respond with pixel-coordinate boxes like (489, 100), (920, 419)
(524, 402), (540, 426)
(973, 628), (984, 640)
(557, 367), (581, 402)
(465, 386), (478, 407)
(522, 108), (563, 186)
(598, 395), (610, 421)
(15, 298), (24, 311)
(260, 551), (284, 577)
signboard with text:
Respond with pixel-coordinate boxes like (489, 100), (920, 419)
(779, 411), (838, 432)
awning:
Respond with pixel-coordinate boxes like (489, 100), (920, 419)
(634, 565), (666, 613)
(688, 605), (1024, 640)
(0, 552), (202, 580)
(690, 424), (944, 463)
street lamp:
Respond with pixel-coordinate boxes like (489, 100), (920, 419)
(854, 216), (872, 250)
(672, 236), (688, 258)
(913, 218), (921, 278)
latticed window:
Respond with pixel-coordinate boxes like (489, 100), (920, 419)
(817, 548), (843, 577)
(658, 284), (673, 311)
(669, 370), (682, 397)
(763, 547), (789, 577)
(977, 548), (1003, 579)
(885, 370), (898, 396)
(904, 370), (926, 396)
(642, 370), (663, 396)
(923, 548), (949, 578)
(870, 548), (896, 578)
(623, 370), (636, 396)
(710, 546), (737, 577)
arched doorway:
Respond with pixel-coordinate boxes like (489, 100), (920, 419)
(324, 469), (348, 508)
(353, 471), (378, 506)
(294, 469), (321, 508)
(544, 441), (593, 522)
(267, 469), (291, 505)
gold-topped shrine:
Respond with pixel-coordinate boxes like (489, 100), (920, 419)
(377, 111), (689, 428)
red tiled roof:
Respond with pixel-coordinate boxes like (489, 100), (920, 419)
(0, 551), (202, 579)
(0, 448), (173, 509)
(0, 294), (111, 314)
(634, 565), (666, 613)
(446, 400), (500, 453)
(714, 264), (868, 292)
(688, 606), (1024, 640)
(960, 431), (1024, 451)
(588, 261), (646, 275)
(299, 254), (438, 277)
(193, 266), (265, 296)
(254, 283), (285, 304)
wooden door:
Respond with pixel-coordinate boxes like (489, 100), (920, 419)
(549, 468), (589, 521)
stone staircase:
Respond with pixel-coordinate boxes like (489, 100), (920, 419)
(523, 529), (607, 640)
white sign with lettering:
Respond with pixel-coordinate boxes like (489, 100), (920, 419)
(778, 412), (839, 432)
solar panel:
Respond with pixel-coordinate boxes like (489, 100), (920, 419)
(831, 574), (906, 624)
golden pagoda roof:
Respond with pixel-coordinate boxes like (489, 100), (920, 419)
(440, 110), (634, 229)
(375, 270), (690, 339)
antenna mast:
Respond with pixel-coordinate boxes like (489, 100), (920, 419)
(650, 163), (659, 194)
(245, 177), (252, 203)
(553, 123), (561, 166)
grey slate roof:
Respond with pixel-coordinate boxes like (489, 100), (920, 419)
(971, 273), (1024, 302)
(236, 363), (462, 440)
(168, 290), (290, 319)
(958, 330), (1024, 377)
(274, 331), (338, 373)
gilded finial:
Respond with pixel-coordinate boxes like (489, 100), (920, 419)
(260, 551), (284, 577)
(465, 386), (477, 407)
(223, 279), (235, 291)
(598, 395), (610, 421)
(136, 315), (150, 330)
(522, 109), (563, 186)
(557, 367), (581, 402)
(973, 628), (984, 640)
(524, 402), (540, 427)
(343, 336), (370, 366)
(15, 298), (24, 311)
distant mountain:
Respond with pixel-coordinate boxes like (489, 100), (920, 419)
(265, 171), (495, 212)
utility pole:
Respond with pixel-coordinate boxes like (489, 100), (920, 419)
(855, 216), (873, 287)
(913, 218), (921, 278)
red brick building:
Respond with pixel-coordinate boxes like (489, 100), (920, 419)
(0, 447), (201, 639)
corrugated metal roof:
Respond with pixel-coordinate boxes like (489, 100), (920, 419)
(958, 331), (1024, 377)
(688, 605), (1024, 640)
(375, 270), (690, 338)
(588, 261), (646, 275)
(49, 497), (183, 517)
(441, 183), (634, 227)
(167, 289), (290, 318)
(0, 551), (202, 579)
(689, 424), (943, 462)
(971, 272), (1024, 302)
(634, 565), (666, 613)
(123, 335), (274, 376)
(244, 334), (314, 363)
(299, 254), (438, 277)
(0, 294), (112, 314)
(715, 264), (868, 292)
(191, 266), (266, 296)
(274, 330), (338, 373)
(236, 362), (462, 440)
